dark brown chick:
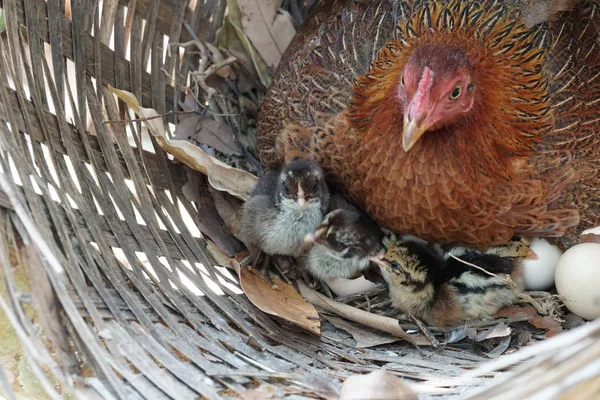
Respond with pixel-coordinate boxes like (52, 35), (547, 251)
(302, 209), (384, 281)
(239, 159), (329, 282)
(257, 0), (600, 249)
(373, 233), (524, 327)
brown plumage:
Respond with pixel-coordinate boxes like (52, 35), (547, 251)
(257, 0), (600, 248)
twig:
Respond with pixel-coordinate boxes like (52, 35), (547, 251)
(452, 316), (532, 330)
(448, 253), (516, 286)
(272, 258), (292, 285)
(191, 56), (237, 98)
(410, 315), (441, 348)
(102, 110), (197, 125)
(518, 292), (547, 316)
(363, 292), (372, 312)
(335, 287), (387, 303)
(461, 317), (600, 380)
(297, 281), (430, 346)
(209, 371), (304, 379)
(191, 57), (237, 80)
(322, 283), (334, 299)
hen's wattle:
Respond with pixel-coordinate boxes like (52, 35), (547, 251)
(257, 0), (600, 248)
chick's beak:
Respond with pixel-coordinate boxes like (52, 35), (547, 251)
(305, 226), (326, 244)
(303, 233), (315, 244)
(297, 183), (306, 207)
(402, 113), (429, 152)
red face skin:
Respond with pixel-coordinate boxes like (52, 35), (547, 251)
(398, 51), (477, 151)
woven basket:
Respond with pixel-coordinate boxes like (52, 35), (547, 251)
(0, 1), (599, 399)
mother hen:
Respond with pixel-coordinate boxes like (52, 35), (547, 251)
(257, 0), (600, 248)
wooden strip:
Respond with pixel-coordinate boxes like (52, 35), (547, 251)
(47, 0), (65, 103)
(107, 322), (200, 399)
(0, 88), (187, 191)
(117, 0), (206, 43)
(3, 0), (176, 113)
(130, 327), (225, 399)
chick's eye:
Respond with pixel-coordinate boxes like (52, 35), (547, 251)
(328, 236), (344, 250)
(450, 86), (462, 100)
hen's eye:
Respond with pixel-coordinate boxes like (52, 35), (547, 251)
(450, 86), (462, 99)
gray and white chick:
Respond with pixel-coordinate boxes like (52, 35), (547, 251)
(239, 159), (330, 282)
(303, 209), (384, 281)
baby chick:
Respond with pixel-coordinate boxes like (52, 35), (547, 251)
(239, 159), (330, 282)
(302, 209), (384, 281)
(372, 233), (524, 327)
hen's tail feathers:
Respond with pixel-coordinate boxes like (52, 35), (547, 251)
(504, 209), (580, 237)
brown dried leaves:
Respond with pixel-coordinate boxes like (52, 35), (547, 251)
(108, 87), (258, 201)
(232, 260), (321, 336)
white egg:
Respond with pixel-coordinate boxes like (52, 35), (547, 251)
(326, 276), (379, 297)
(521, 238), (563, 290)
(581, 225), (600, 236)
(555, 243), (600, 320)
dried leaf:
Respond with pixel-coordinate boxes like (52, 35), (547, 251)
(205, 240), (234, 271)
(326, 316), (400, 348)
(340, 370), (417, 400)
(108, 86), (258, 200)
(447, 328), (468, 344)
(475, 323), (512, 342)
(175, 93), (242, 156)
(563, 313), (586, 329)
(231, 260), (321, 336)
(300, 374), (341, 400)
(181, 168), (204, 203)
(326, 276), (380, 298)
(495, 305), (562, 338)
(242, 384), (282, 400)
(237, 0), (296, 68)
(298, 281), (429, 346)
(183, 169), (244, 257)
(530, 315), (563, 338)
(485, 335), (512, 358)
(216, 0), (272, 87)
(208, 186), (244, 237)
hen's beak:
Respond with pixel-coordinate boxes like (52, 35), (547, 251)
(403, 66), (434, 152)
(402, 114), (428, 152)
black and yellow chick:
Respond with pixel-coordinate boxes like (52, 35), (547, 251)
(371, 233), (525, 327)
(239, 159), (330, 282)
(302, 209), (384, 281)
